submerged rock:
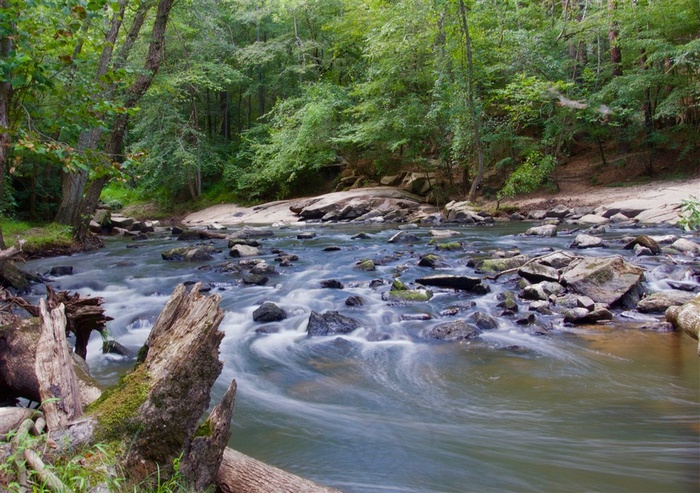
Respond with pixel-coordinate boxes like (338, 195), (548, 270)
(307, 310), (361, 336)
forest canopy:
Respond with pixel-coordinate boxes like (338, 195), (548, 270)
(0, 0), (698, 229)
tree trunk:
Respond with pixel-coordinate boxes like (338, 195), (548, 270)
(72, 0), (175, 243)
(458, 0), (485, 203)
(217, 448), (343, 493)
(36, 300), (84, 430)
(608, 0), (622, 77)
(0, 0), (13, 218)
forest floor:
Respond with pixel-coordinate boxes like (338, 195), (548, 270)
(487, 148), (700, 213)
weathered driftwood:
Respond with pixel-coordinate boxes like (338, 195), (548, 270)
(217, 448), (344, 493)
(46, 285), (113, 360)
(94, 283), (230, 488)
(36, 300), (83, 430)
(0, 317), (103, 406)
(180, 379), (237, 490)
(666, 293), (700, 355)
(1, 286), (112, 360)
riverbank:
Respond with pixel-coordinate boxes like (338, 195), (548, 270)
(182, 177), (700, 227)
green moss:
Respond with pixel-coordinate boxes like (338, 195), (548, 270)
(435, 242), (462, 251)
(355, 259), (376, 271)
(0, 221), (74, 254)
(388, 289), (433, 302)
(392, 278), (408, 291)
(194, 419), (212, 438)
(88, 365), (151, 441)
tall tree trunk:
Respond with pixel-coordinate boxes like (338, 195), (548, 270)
(55, 0), (128, 227)
(0, 0), (13, 224)
(608, 0), (622, 77)
(220, 91), (231, 140)
(73, 0), (176, 243)
(458, 0), (486, 203)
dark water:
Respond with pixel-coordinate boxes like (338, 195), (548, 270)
(23, 223), (700, 493)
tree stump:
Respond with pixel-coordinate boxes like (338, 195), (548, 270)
(36, 300), (83, 430)
(91, 283), (232, 489)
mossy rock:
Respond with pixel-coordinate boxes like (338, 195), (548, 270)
(435, 242), (462, 251)
(355, 259), (376, 271)
(384, 289), (433, 302)
(476, 254), (529, 274)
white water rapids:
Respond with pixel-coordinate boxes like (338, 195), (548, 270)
(22, 222), (700, 492)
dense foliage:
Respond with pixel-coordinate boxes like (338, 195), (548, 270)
(0, 0), (698, 218)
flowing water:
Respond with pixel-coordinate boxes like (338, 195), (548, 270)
(23, 223), (700, 493)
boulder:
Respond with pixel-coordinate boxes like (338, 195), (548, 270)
(563, 306), (613, 324)
(560, 256), (645, 306)
(297, 232), (316, 240)
(242, 274), (269, 286)
(497, 290), (519, 313)
(429, 229), (460, 238)
(476, 254), (530, 274)
(185, 248), (214, 262)
(49, 266), (74, 277)
(443, 201), (487, 224)
(177, 229), (202, 241)
(637, 291), (695, 313)
(577, 214), (609, 225)
(469, 311), (498, 330)
(670, 238), (700, 256)
(666, 294), (700, 353)
(229, 226), (275, 240)
(355, 259), (376, 271)
(110, 215), (135, 229)
(162, 246), (216, 262)
(527, 210), (548, 221)
(538, 252), (576, 269)
(345, 296), (364, 306)
(415, 275), (489, 293)
(250, 262), (278, 276)
(521, 281), (564, 301)
(417, 254), (450, 269)
(524, 225), (557, 237)
(102, 340), (131, 356)
(388, 231), (420, 244)
(518, 263), (560, 283)
(426, 320), (480, 341)
(306, 310), (361, 336)
(545, 205), (571, 219)
(253, 302), (287, 323)
(570, 234), (607, 249)
(230, 245), (261, 257)
(321, 279), (344, 289)
(623, 235), (661, 255)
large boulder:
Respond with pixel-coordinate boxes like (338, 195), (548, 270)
(637, 291), (695, 313)
(253, 302), (287, 323)
(524, 225), (557, 237)
(415, 275), (489, 293)
(476, 254), (529, 274)
(670, 238), (700, 256)
(230, 245), (261, 257)
(306, 311), (361, 336)
(426, 320), (480, 341)
(560, 256), (645, 306)
(518, 263), (560, 283)
(666, 294), (700, 354)
(570, 234), (607, 249)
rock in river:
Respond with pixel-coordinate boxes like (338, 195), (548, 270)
(426, 320), (480, 341)
(307, 310), (361, 336)
(560, 256), (644, 307)
(253, 302), (287, 322)
(415, 275), (489, 293)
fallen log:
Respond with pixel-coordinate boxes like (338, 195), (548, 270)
(217, 448), (344, 493)
(0, 317), (103, 407)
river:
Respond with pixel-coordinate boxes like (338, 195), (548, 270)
(23, 222), (700, 493)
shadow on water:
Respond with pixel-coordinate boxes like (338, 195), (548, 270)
(22, 222), (700, 493)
